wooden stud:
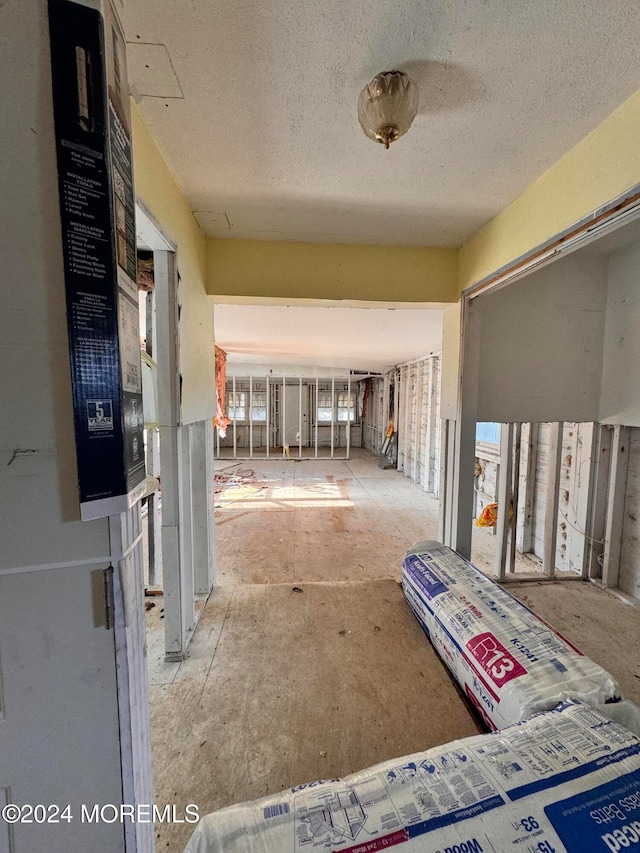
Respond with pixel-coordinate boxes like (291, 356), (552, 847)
(404, 365), (411, 476)
(266, 375), (270, 458)
(602, 425), (631, 588)
(155, 250), (190, 660)
(249, 376), (253, 459)
(315, 378), (319, 459)
(331, 376), (335, 459)
(438, 419), (450, 543)
(413, 361), (421, 483)
(494, 423), (514, 580)
(508, 423), (522, 573)
(178, 424), (195, 624)
(282, 376), (286, 458)
(425, 358), (438, 493)
(588, 425), (611, 578)
(383, 373), (390, 454)
(192, 420), (214, 595)
(519, 422), (538, 554)
(299, 376), (303, 459)
(346, 374), (352, 460)
(451, 299), (480, 559)
(573, 422), (597, 578)
(542, 422), (563, 578)
(232, 375), (237, 459)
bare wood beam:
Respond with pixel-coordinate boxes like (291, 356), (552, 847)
(602, 425), (631, 589)
(576, 422), (598, 579)
(494, 423), (514, 580)
(438, 419), (450, 543)
(508, 423), (522, 573)
(588, 425), (611, 579)
(542, 422), (563, 578)
(520, 423), (538, 554)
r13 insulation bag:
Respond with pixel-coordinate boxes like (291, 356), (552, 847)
(402, 541), (620, 730)
(184, 702), (640, 853)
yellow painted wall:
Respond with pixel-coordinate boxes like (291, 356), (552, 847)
(459, 88), (640, 292)
(207, 239), (459, 304)
(131, 102), (216, 424)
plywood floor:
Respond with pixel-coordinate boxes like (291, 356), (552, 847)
(146, 448), (640, 851)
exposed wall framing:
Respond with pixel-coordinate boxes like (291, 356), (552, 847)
(363, 356), (441, 496)
(467, 420), (640, 599)
(216, 374), (361, 460)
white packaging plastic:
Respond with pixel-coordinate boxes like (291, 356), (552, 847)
(596, 701), (640, 739)
(184, 702), (640, 853)
(402, 541), (620, 730)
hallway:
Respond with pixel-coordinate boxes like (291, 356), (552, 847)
(146, 450), (478, 849)
(145, 449), (640, 851)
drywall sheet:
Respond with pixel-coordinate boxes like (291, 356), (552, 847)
(474, 252), (607, 423)
(619, 428), (640, 599)
(600, 239), (640, 426)
(440, 302), (461, 419)
(402, 542), (619, 730)
(185, 701), (640, 853)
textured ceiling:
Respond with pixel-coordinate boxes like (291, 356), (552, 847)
(124, 1), (640, 247)
(213, 304), (443, 372)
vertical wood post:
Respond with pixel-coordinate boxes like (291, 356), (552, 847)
(494, 423), (514, 580)
(574, 422), (597, 578)
(438, 419), (450, 543)
(451, 298), (480, 559)
(413, 361), (422, 483)
(508, 423), (522, 573)
(602, 425), (630, 588)
(588, 425), (612, 579)
(232, 375), (237, 459)
(346, 374), (352, 460)
(519, 422), (538, 553)
(281, 376), (286, 458)
(543, 421), (563, 578)
(299, 376), (303, 458)
(315, 378), (319, 458)
(266, 375), (270, 458)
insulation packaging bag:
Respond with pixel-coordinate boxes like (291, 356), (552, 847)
(184, 702), (640, 853)
(402, 541), (620, 730)
(596, 700), (640, 740)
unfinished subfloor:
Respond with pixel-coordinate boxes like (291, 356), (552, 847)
(146, 447), (640, 851)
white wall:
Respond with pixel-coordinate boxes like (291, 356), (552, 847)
(362, 376), (387, 454)
(475, 253), (608, 423)
(620, 428), (640, 598)
(364, 358), (440, 495)
(178, 276), (216, 426)
(396, 358), (440, 493)
(0, 4), (152, 850)
(529, 422), (592, 573)
(440, 303), (461, 420)
(600, 240), (640, 426)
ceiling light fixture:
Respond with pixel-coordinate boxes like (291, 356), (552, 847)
(358, 70), (418, 150)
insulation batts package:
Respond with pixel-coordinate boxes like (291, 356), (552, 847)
(402, 542), (620, 730)
(184, 702), (640, 853)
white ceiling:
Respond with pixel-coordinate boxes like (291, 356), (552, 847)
(213, 304), (443, 373)
(124, 0), (640, 247)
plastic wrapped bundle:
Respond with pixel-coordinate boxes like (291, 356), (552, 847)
(402, 541), (621, 730)
(184, 702), (640, 853)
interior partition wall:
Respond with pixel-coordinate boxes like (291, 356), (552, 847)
(362, 356), (441, 496)
(444, 213), (640, 599)
(216, 374), (359, 460)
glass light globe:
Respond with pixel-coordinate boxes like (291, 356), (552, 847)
(358, 70), (418, 149)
